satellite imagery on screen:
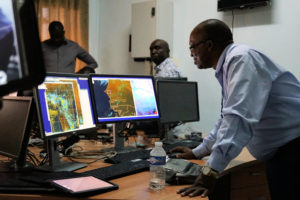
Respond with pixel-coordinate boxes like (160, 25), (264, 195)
(37, 75), (95, 137)
(93, 78), (158, 119)
(44, 82), (83, 133)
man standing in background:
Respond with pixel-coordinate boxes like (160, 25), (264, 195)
(42, 21), (98, 73)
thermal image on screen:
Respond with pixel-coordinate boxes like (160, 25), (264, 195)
(106, 79), (136, 117)
(44, 82), (82, 132)
(91, 76), (159, 122)
(37, 76), (95, 137)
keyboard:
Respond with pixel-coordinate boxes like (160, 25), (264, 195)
(83, 159), (150, 180)
(104, 149), (151, 164)
(163, 140), (202, 153)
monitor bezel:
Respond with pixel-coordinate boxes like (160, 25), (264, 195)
(157, 80), (200, 124)
(217, 0), (270, 11)
(34, 72), (97, 139)
(0, 96), (33, 168)
(154, 77), (188, 82)
(89, 74), (160, 124)
(0, 0), (45, 96)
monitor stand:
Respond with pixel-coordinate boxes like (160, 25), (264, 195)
(38, 138), (87, 172)
(113, 123), (124, 151)
(100, 123), (138, 154)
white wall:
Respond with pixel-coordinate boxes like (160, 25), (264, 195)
(89, 0), (146, 75)
(90, 0), (300, 134)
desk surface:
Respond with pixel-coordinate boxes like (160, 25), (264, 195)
(0, 139), (254, 200)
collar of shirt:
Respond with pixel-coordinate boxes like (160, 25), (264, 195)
(215, 44), (234, 88)
(215, 44), (234, 77)
(44, 38), (68, 46)
(154, 57), (172, 72)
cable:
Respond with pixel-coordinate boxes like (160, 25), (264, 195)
(117, 122), (137, 140)
(65, 144), (116, 157)
(39, 152), (48, 166)
(26, 150), (41, 166)
(66, 147), (117, 161)
(57, 134), (80, 154)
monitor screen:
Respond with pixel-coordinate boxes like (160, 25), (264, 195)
(90, 74), (160, 123)
(35, 73), (96, 138)
(0, 96), (32, 168)
(157, 80), (200, 124)
(0, 0), (45, 96)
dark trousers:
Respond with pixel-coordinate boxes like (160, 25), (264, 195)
(265, 137), (300, 200)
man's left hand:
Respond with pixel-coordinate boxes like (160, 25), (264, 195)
(177, 173), (217, 198)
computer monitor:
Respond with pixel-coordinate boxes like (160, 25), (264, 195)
(157, 80), (200, 124)
(34, 73), (97, 171)
(0, 0), (45, 97)
(90, 74), (160, 123)
(154, 77), (188, 92)
(89, 74), (160, 151)
(0, 96), (33, 171)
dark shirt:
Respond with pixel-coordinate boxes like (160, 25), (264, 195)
(42, 39), (98, 73)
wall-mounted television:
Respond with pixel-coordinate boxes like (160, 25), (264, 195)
(218, 0), (270, 11)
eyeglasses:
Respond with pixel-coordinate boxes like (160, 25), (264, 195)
(189, 39), (207, 50)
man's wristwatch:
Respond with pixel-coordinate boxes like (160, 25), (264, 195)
(202, 165), (219, 178)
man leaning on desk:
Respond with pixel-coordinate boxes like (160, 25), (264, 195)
(42, 21), (98, 73)
(170, 19), (300, 200)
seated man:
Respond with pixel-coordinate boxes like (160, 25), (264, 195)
(134, 39), (183, 144)
(150, 39), (182, 78)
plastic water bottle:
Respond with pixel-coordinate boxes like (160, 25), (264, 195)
(149, 141), (166, 190)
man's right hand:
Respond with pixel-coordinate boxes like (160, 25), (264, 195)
(169, 146), (196, 159)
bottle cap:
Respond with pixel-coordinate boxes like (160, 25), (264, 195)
(155, 141), (163, 147)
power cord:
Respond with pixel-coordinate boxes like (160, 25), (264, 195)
(66, 144), (117, 161)
(117, 122), (137, 138)
(26, 150), (41, 167)
(57, 134), (80, 155)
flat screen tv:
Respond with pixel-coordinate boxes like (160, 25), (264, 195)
(89, 74), (160, 124)
(157, 80), (200, 124)
(34, 73), (97, 171)
(0, 96), (33, 170)
(218, 0), (270, 11)
(35, 73), (96, 139)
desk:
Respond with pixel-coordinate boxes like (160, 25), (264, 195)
(0, 140), (265, 200)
